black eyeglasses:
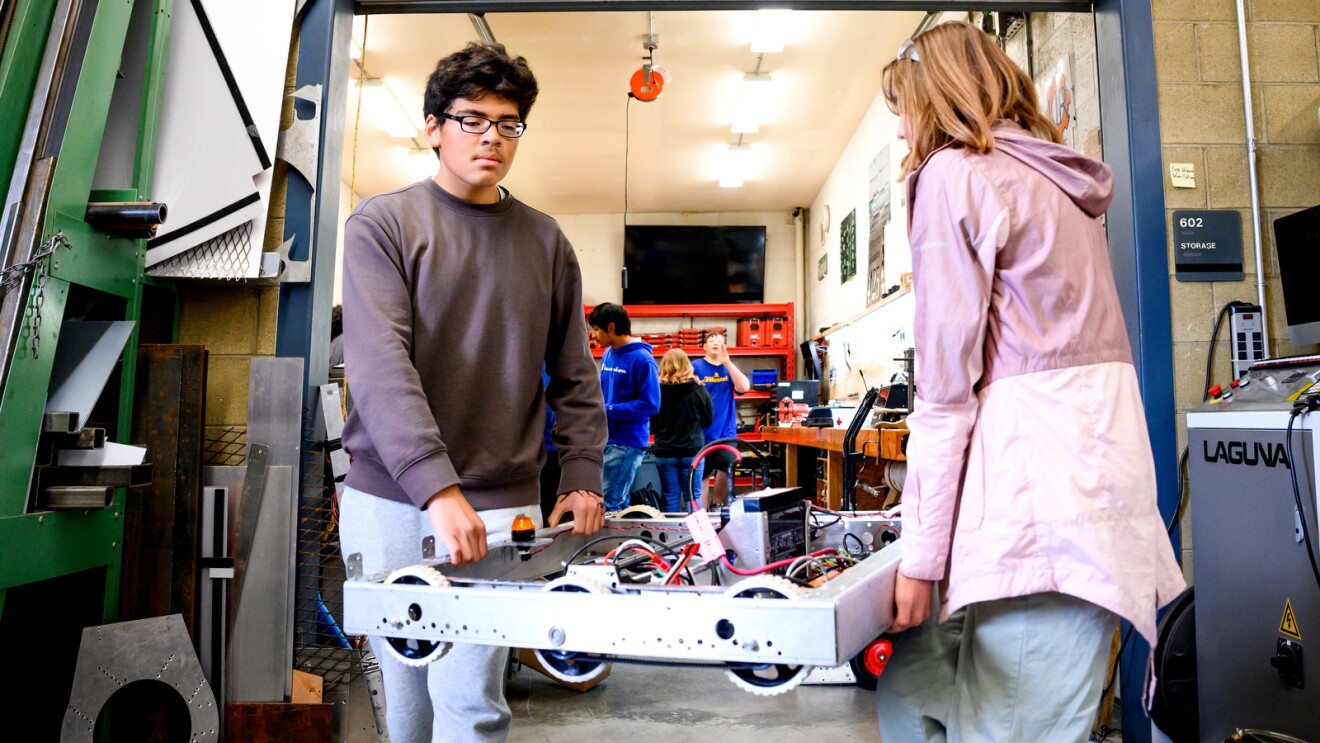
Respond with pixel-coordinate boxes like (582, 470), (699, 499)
(438, 112), (527, 138)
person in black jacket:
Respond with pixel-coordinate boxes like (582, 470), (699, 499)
(651, 349), (714, 512)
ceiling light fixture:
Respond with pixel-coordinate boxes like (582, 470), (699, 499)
(718, 144), (752, 188)
(731, 72), (773, 134)
(751, 9), (793, 53)
(352, 78), (419, 139)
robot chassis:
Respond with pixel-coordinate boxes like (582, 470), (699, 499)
(342, 486), (903, 696)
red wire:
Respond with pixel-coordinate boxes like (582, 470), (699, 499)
(721, 548), (839, 576)
(691, 444), (742, 470)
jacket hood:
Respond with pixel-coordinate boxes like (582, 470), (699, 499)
(990, 121), (1113, 217)
(617, 340), (654, 357)
(663, 379), (702, 391)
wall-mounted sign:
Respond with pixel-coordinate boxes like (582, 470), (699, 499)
(840, 209), (857, 284)
(867, 147), (891, 305)
(1173, 209), (1243, 282)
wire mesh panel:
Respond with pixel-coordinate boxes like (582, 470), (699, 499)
(148, 222), (256, 280)
(294, 401), (364, 689)
(204, 426), (248, 466)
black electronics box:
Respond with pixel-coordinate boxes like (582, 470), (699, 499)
(776, 380), (820, 407)
(802, 407), (834, 427)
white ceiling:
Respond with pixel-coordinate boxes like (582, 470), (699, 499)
(339, 10), (923, 214)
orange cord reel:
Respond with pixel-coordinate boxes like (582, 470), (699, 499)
(629, 65), (666, 102)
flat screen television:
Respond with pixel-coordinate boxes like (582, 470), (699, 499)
(1274, 205), (1320, 345)
(623, 225), (766, 304)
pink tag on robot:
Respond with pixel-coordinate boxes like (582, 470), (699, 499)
(685, 507), (725, 562)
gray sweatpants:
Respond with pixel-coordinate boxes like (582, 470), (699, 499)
(875, 591), (1117, 743)
(339, 486), (525, 743)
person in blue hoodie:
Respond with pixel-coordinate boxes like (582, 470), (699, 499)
(589, 303), (660, 511)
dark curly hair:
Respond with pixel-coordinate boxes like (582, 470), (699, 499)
(423, 42), (538, 153)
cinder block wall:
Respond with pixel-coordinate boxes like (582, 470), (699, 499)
(1155, 0), (1320, 579)
(176, 26), (300, 459)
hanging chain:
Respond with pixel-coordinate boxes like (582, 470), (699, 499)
(0, 230), (71, 359)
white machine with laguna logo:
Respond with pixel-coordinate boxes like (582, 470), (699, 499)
(1181, 356), (1320, 740)
(342, 486), (902, 696)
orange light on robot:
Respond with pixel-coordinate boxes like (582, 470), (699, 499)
(511, 514), (537, 543)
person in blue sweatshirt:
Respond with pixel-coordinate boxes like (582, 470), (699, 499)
(589, 303), (661, 511)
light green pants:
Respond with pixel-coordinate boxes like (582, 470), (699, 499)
(875, 591), (1117, 743)
(340, 487), (525, 743)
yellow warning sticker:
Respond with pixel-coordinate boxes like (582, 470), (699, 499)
(1280, 599), (1302, 641)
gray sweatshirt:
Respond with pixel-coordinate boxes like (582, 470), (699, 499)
(341, 178), (606, 511)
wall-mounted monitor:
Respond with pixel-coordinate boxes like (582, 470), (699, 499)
(623, 225), (766, 305)
(1274, 205), (1320, 346)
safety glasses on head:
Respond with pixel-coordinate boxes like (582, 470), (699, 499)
(897, 39), (920, 63)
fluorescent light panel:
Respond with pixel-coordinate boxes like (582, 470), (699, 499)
(718, 144), (752, 188)
(751, 10), (793, 53)
(353, 78), (418, 139)
(731, 72), (773, 134)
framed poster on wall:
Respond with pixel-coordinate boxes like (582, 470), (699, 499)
(840, 209), (857, 284)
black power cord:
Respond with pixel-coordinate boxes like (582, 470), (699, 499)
(1204, 301), (1254, 401)
(1170, 446), (1190, 537)
(1284, 396), (1320, 594)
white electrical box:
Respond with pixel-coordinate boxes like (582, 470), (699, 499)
(1230, 304), (1266, 380)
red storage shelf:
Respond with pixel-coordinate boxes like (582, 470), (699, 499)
(586, 303), (794, 446)
(590, 346), (789, 359)
(585, 303), (795, 379)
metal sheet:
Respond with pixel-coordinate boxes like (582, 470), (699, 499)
(198, 0), (295, 163)
(226, 464), (294, 703)
(145, 0), (264, 263)
(60, 615), (220, 742)
(247, 356), (303, 700)
(55, 441), (147, 466)
(44, 320), (136, 430)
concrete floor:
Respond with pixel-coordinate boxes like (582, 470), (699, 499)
(506, 661), (882, 742)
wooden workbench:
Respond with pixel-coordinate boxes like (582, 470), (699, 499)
(761, 425), (907, 510)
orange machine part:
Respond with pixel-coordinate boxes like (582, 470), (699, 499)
(630, 66), (666, 102)
(778, 397), (811, 426)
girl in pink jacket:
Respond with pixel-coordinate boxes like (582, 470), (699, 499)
(874, 22), (1185, 742)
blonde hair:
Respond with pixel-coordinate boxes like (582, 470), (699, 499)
(881, 21), (1061, 178)
(659, 349), (695, 384)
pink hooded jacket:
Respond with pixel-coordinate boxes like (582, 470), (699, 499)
(900, 121), (1186, 650)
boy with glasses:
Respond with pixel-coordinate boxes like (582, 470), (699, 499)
(339, 43), (607, 742)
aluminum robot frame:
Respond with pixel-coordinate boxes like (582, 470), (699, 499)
(342, 487), (903, 696)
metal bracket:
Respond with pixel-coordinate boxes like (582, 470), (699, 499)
(346, 552), (363, 580)
(319, 383), (349, 481)
(270, 237), (311, 283)
(270, 84), (322, 284)
(231, 442), (270, 619)
(422, 535), (436, 560)
(277, 85), (321, 184)
(61, 615), (219, 742)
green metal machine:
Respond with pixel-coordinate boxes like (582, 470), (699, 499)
(0, 0), (173, 733)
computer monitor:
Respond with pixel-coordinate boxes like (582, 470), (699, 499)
(1274, 205), (1320, 346)
(776, 380), (819, 407)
